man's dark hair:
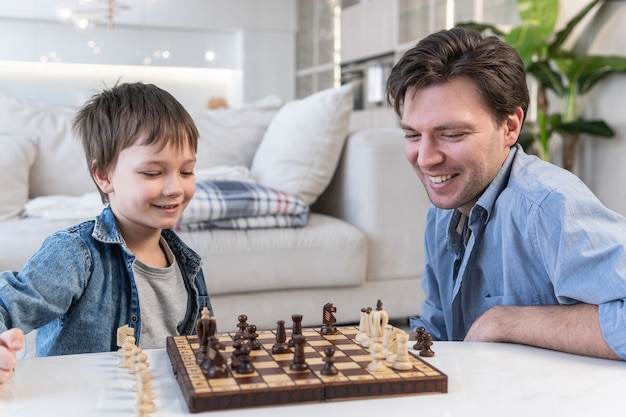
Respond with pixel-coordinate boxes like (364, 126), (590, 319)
(386, 27), (529, 125)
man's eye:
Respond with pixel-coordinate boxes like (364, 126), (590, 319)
(142, 172), (160, 177)
(404, 133), (421, 141)
(181, 171), (194, 176)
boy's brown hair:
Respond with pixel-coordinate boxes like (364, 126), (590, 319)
(73, 82), (199, 203)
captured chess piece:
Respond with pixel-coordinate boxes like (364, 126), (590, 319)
(321, 302), (338, 335)
(272, 320), (291, 354)
(320, 346), (339, 376)
(413, 326), (425, 351)
(419, 332), (435, 357)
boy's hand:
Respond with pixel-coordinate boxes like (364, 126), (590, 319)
(0, 328), (24, 390)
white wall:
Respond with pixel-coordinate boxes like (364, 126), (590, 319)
(0, 0), (296, 108)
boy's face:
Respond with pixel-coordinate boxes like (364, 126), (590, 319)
(95, 139), (196, 235)
(400, 76), (521, 216)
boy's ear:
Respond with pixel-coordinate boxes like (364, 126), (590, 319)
(91, 162), (114, 194)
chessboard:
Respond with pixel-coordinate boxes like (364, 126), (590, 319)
(166, 326), (447, 413)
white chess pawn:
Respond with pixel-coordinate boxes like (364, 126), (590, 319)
(355, 308), (369, 346)
(367, 341), (388, 372)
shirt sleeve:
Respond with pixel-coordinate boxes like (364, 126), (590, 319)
(532, 189), (626, 359)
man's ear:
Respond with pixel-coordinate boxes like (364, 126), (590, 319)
(91, 161), (114, 194)
(505, 107), (524, 146)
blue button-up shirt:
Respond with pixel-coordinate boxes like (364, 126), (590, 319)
(412, 145), (626, 359)
(0, 206), (212, 356)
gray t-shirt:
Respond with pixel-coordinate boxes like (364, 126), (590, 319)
(132, 237), (188, 349)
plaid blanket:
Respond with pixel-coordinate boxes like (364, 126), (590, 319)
(176, 180), (310, 230)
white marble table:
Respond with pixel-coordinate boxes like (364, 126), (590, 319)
(1, 341), (624, 416)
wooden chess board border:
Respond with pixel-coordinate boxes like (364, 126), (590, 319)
(166, 326), (447, 413)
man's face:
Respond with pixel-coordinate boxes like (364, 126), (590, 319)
(400, 77), (521, 216)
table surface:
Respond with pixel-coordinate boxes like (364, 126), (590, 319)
(1, 341), (624, 417)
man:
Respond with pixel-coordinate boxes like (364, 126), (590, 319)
(386, 27), (625, 360)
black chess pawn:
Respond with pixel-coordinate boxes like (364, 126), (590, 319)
(230, 337), (243, 370)
(320, 346), (338, 376)
(236, 344), (255, 374)
(419, 332), (435, 357)
(236, 314), (249, 340)
(289, 334), (309, 372)
(413, 326), (425, 350)
(272, 320), (291, 354)
(288, 314), (303, 348)
(246, 324), (261, 350)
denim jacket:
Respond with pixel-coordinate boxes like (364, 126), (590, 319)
(0, 206), (212, 356)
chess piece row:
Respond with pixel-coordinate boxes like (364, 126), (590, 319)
(116, 328), (156, 417)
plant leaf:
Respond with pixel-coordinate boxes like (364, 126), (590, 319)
(517, 0), (559, 38)
(505, 25), (549, 67)
(554, 120), (615, 137)
(527, 60), (565, 96)
(549, 0), (603, 55)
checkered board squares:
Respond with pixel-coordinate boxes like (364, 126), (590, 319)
(166, 326), (447, 413)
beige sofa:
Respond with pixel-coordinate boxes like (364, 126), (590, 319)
(0, 86), (430, 334)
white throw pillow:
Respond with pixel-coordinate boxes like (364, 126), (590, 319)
(0, 134), (38, 220)
(249, 85), (353, 205)
(0, 91), (93, 198)
(194, 96), (282, 170)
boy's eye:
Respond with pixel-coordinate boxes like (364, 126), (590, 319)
(142, 172), (160, 177)
(181, 171), (194, 176)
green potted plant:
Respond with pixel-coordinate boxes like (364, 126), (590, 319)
(459, 0), (626, 171)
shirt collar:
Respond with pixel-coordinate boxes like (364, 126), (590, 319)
(471, 144), (519, 223)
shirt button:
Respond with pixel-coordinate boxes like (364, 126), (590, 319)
(131, 316), (138, 322)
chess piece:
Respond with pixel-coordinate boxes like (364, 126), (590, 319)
(130, 349), (149, 375)
(230, 337), (243, 370)
(321, 302), (338, 335)
(289, 334), (309, 371)
(272, 320), (291, 354)
(236, 314), (249, 340)
(116, 324), (134, 354)
(236, 344), (255, 374)
(206, 338), (228, 378)
(392, 332), (413, 370)
(369, 300), (389, 346)
(288, 314), (303, 348)
(413, 326), (425, 351)
(196, 307), (213, 363)
(419, 333), (435, 357)
(367, 340), (387, 372)
(355, 308), (369, 345)
(118, 337), (136, 368)
(320, 346), (338, 376)
(246, 324), (261, 350)
(382, 324), (400, 363)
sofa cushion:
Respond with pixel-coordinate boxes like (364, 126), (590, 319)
(0, 134), (38, 220)
(0, 91), (93, 198)
(194, 96), (282, 170)
(176, 213), (367, 295)
(249, 85), (353, 206)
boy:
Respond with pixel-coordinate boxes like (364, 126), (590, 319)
(0, 82), (213, 389)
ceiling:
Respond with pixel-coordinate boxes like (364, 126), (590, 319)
(0, 0), (296, 32)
